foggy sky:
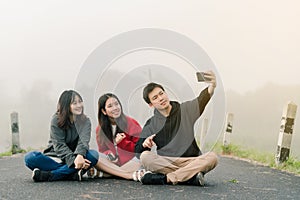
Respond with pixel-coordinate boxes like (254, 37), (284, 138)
(1, 1), (300, 156)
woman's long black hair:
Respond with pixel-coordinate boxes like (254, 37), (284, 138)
(57, 90), (86, 130)
(98, 93), (127, 143)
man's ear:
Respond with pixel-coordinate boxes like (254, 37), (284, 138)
(101, 108), (107, 115)
(149, 103), (153, 108)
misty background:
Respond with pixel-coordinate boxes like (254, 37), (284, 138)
(1, 1), (299, 158)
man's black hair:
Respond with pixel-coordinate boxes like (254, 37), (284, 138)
(143, 82), (165, 104)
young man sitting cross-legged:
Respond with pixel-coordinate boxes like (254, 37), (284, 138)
(135, 71), (218, 186)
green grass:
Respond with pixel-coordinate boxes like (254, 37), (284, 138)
(228, 179), (239, 183)
(213, 142), (300, 175)
(275, 157), (300, 174)
(0, 151), (13, 157)
(0, 147), (27, 158)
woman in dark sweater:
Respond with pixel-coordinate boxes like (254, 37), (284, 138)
(24, 90), (99, 182)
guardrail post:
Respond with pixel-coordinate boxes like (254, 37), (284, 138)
(200, 118), (208, 149)
(10, 112), (21, 154)
(223, 113), (234, 146)
(275, 101), (297, 165)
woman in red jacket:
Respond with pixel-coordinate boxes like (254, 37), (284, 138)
(91, 93), (144, 181)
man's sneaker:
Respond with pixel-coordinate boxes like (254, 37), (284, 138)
(186, 172), (204, 186)
(140, 172), (167, 185)
(32, 168), (51, 182)
(195, 172), (205, 186)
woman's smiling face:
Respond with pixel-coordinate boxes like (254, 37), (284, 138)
(70, 95), (83, 116)
(102, 97), (122, 120)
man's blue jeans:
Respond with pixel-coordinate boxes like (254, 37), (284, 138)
(24, 150), (99, 181)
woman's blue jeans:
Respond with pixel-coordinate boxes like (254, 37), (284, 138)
(24, 150), (99, 181)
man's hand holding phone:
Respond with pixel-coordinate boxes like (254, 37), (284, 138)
(196, 72), (208, 82)
(196, 70), (216, 96)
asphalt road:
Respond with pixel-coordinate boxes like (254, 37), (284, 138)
(0, 154), (299, 200)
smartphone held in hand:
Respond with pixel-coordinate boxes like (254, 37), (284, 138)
(196, 72), (206, 82)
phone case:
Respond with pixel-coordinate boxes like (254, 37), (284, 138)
(196, 72), (206, 82)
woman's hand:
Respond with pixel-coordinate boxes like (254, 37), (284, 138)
(115, 133), (126, 144)
(74, 154), (91, 169)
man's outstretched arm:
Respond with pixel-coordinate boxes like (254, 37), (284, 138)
(204, 70), (217, 96)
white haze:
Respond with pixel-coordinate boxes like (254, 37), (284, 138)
(1, 0), (300, 158)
